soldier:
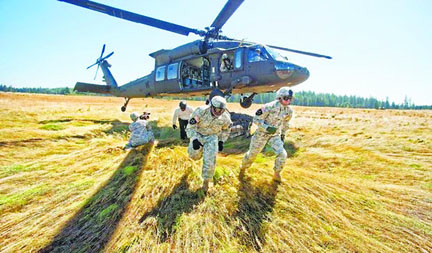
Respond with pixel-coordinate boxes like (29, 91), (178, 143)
(186, 96), (232, 192)
(172, 101), (194, 140)
(240, 87), (294, 181)
(125, 112), (154, 150)
(220, 53), (233, 72)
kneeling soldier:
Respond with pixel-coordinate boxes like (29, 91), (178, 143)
(240, 87), (294, 181)
(186, 96), (232, 192)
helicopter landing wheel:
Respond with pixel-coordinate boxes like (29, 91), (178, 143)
(240, 92), (257, 109)
(121, 97), (131, 112)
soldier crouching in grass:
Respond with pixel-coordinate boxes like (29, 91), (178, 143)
(240, 87), (294, 181)
(186, 96), (232, 192)
(124, 112), (154, 150)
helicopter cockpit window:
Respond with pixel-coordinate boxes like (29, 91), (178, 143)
(167, 63), (179, 80)
(265, 46), (288, 62)
(247, 46), (268, 63)
(155, 65), (166, 81)
(234, 49), (243, 69)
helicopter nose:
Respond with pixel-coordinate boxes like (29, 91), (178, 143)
(275, 62), (309, 84)
(295, 66), (310, 83)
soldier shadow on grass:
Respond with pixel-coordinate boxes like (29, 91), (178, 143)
(138, 172), (204, 242)
(234, 172), (281, 251)
(39, 144), (153, 253)
(232, 140), (298, 251)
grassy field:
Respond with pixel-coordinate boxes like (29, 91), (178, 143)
(0, 92), (431, 252)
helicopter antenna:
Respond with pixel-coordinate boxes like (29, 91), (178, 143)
(87, 44), (114, 79)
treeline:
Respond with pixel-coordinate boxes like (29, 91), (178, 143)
(0, 84), (73, 95)
(227, 91), (432, 110)
(1, 84), (430, 109)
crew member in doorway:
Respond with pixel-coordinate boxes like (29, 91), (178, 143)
(172, 101), (194, 140)
(220, 53), (233, 72)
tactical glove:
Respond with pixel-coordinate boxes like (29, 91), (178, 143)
(266, 126), (277, 134)
(192, 139), (203, 150)
(218, 141), (224, 152)
(172, 124), (177, 129)
(281, 134), (285, 142)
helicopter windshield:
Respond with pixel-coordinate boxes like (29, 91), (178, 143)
(247, 46), (270, 62)
(265, 46), (288, 62)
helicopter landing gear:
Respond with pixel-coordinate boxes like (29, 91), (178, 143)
(240, 93), (257, 109)
(121, 97), (130, 112)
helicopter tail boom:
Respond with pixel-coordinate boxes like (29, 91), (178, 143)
(74, 82), (112, 94)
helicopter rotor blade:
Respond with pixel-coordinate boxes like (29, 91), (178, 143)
(100, 44), (106, 59)
(94, 65), (100, 80)
(211, 0), (244, 32)
(87, 61), (98, 69)
(100, 51), (114, 62)
(58, 0), (206, 37)
(267, 45), (332, 59)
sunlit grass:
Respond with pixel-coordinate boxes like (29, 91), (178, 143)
(0, 92), (431, 252)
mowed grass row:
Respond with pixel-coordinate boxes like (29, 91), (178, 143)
(0, 92), (431, 252)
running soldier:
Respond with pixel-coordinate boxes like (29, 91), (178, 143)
(172, 101), (194, 140)
(186, 96), (232, 192)
(240, 87), (294, 181)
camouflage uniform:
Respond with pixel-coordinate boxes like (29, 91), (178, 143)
(186, 105), (232, 180)
(241, 100), (293, 172)
(128, 119), (154, 147)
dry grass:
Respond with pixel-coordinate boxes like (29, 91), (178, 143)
(0, 92), (431, 252)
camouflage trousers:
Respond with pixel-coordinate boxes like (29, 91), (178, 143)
(188, 135), (218, 180)
(241, 131), (287, 172)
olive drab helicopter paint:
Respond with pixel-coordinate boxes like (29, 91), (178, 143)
(59, 0), (331, 112)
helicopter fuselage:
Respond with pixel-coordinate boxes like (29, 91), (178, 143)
(99, 41), (309, 101)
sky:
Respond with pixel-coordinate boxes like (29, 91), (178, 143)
(0, 0), (431, 105)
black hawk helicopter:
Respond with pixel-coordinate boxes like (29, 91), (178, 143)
(59, 0), (331, 111)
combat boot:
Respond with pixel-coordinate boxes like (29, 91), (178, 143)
(202, 179), (211, 192)
(274, 171), (281, 182)
(239, 165), (246, 179)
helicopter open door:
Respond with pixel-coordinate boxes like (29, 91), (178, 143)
(179, 56), (211, 91)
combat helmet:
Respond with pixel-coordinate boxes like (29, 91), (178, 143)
(210, 96), (227, 117)
(130, 112), (140, 122)
(276, 87), (293, 101)
(179, 100), (187, 110)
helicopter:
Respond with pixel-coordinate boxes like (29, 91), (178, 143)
(59, 0), (331, 112)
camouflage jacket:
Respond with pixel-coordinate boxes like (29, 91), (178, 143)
(254, 100), (293, 135)
(186, 105), (232, 142)
(129, 119), (154, 146)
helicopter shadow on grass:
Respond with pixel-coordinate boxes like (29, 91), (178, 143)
(138, 171), (204, 242)
(39, 143), (153, 253)
(233, 171), (280, 251)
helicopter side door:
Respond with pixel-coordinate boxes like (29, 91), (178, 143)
(217, 48), (245, 90)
